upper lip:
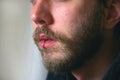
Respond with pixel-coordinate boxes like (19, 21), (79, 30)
(38, 34), (52, 41)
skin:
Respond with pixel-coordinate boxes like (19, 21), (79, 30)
(31, 0), (120, 80)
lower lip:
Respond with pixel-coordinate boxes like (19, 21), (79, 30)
(39, 39), (57, 48)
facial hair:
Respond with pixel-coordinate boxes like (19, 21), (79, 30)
(33, 5), (104, 73)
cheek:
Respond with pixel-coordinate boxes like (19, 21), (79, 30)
(54, 6), (80, 22)
(51, 6), (81, 38)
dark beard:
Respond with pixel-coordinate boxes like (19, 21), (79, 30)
(33, 6), (104, 73)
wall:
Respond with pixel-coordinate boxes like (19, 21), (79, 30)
(0, 0), (47, 80)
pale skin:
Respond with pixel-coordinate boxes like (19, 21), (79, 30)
(30, 0), (120, 80)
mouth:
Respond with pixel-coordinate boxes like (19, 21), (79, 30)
(38, 34), (57, 49)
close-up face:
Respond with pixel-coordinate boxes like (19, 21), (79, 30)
(31, 0), (104, 72)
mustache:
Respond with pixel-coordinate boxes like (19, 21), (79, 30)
(33, 25), (66, 43)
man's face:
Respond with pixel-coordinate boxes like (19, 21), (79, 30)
(31, 0), (104, 72)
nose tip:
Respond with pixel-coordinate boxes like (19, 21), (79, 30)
(31, 14), (37, 22)
(31, 2), (54, 25)
(31, 13), (46, 24)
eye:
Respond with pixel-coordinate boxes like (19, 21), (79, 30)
(30, 0), (36, 5)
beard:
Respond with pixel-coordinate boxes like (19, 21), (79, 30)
(33, 6), (104, 73)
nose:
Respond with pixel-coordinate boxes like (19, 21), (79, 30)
(31, 1), (53, 26)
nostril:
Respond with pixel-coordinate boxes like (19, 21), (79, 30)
(31, 14), (45, 24)
(38, 20), (46, 24)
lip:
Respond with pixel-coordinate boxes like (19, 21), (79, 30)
(38, 34), (57, 48)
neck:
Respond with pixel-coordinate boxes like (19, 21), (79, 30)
(72, 30), (117, 80)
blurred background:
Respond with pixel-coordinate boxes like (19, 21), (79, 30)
(0, 0), (47, 80)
